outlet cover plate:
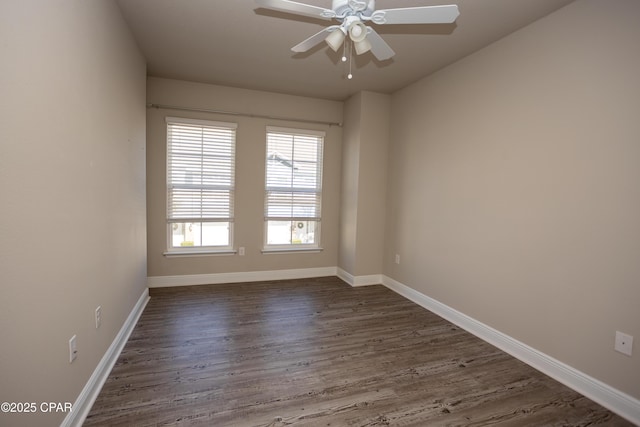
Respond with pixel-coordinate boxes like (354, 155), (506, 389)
(69, 335), (78, 363)
(95, 306), (102, 329)
(615, 331), (633, 356)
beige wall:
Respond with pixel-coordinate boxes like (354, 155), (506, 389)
(146, 78), (343, 277)
(339, 92), (390, 277)
(338, 93), (362, 274)
(355, 92), (390, 276)
(0, 1), (147, 426)
(385, 0), (640, 399)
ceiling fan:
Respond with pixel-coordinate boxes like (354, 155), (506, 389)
(255, 0), (460, 62)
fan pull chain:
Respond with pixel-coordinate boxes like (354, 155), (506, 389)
(342, 35), (348, 63)
(347, 40), (353, 80)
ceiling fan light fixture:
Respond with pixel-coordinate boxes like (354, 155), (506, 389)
(325, 28), (346, 51)
(348, 21), (367, 43)
(354, 37), (372, 55)
(256, 0), (461, 62)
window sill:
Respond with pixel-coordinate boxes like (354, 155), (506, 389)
(163, 249), (236, 258)
(261, 247), (323, 254)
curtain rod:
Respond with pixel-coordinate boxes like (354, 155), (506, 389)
(147, 103), (342, 127)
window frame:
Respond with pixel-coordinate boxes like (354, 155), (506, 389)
(263, 126), (324, 252)
(164, 116), (237, 256)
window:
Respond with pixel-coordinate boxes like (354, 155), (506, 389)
(264, 127), (324, 250)
(166, 117), (236, 253)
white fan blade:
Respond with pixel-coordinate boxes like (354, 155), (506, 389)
(370, 5), (459, 25)
(255, 0), (336, 20)
(366, 27), (395, 60)
(292, 26), (340, 53)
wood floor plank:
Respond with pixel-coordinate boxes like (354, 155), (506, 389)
(85, 277), (632, 426)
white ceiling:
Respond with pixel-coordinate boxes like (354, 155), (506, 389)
(116, 0), (575, 101)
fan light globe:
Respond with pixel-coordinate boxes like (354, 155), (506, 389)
(325, 29), (346, 51)
(347, 21), (371, 55)
(348, 22), (367, 42)
(354, 37), (372, 55)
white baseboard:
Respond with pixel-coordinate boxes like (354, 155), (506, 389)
(147, 266), (338, 288)
(61, 288), (150, 427)
(336, 268), (382, 287)
(381, 275), (640, 425)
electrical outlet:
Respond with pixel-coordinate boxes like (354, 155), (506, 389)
(95, 306), (102, 329)
(239, 247), (245, 256)
(69, 335), (78, 363)
(395, 254), (400, 264)
(615, 331), (633, 356)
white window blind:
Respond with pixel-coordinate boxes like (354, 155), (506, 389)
(166, 117), (236, 249)
(265, 127), (324, 247)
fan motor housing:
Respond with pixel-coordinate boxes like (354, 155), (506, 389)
(332, 0), (376, 16)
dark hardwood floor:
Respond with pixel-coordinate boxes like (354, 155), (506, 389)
(85, 277), (631, 426)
